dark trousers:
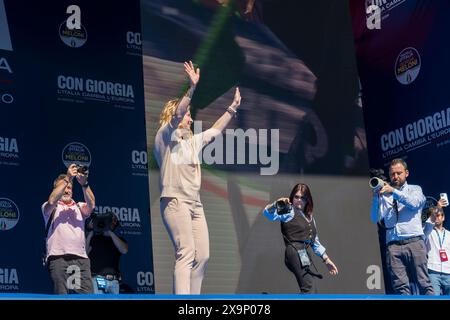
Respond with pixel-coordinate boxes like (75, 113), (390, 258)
(285, 245), (315, 293)
(386, 238), (434, 295)
(47, 254), (93, 294)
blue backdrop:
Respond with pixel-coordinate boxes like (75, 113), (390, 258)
(350, 0), (450, 201)
(0, 0), (154, 293)
(350, 0), (450, 293)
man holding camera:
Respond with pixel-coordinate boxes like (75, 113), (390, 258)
(41, 163), (95, 294)
(86, 212), (128, 294)
(371, 158), (433, 295)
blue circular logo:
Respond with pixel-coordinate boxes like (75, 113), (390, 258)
(395, 47), (421, 85)
(59, 21), (88, 48)
(61, 142), (91, 168)
(0, 198), (20, 231)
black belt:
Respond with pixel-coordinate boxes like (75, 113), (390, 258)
(387, 236), (422, 246)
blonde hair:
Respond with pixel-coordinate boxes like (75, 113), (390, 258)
(159, 98), (179, 127)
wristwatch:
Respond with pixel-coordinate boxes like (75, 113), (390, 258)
(81, 182), (89, 188)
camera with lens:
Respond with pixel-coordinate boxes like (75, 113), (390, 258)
(91, 211), (114, 235)
(276, 199), (292, 215)
(369, 168), (387, 189)
(76, 164), (89, 175)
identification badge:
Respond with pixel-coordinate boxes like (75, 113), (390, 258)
(95, 277), (107, 289)
(439, 249), (448, 262)
(297, 248), (311, 267)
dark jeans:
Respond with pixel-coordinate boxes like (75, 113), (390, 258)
(386, 238), (434, 295)
(47, 254), (93, 294)
(285, 245), (315, 293)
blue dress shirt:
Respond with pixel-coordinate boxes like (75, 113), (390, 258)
(371, 181), (426, 244)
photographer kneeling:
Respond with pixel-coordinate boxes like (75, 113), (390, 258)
(263, 183), (338, 293)
(86, 211), (128, 294)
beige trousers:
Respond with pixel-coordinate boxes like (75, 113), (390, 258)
(160, 197), (210, 294)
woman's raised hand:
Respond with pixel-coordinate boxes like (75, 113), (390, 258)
(184, 60), (200, 87)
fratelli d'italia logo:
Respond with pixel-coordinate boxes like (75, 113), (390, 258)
(0, 198), (20, 231)
(59, 5), (87, 48)
(62, 142), (91, 168)
(395, 47), (421, 85)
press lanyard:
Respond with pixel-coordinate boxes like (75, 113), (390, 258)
(436, 229), (446, 249)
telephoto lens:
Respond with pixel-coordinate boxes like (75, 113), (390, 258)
(369, 177), (384, 189)
(93, 212), (113, 235)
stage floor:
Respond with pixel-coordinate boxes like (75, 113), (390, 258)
(1, 293), (450, 300)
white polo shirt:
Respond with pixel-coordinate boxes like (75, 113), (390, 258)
(42, 200), (90, 259)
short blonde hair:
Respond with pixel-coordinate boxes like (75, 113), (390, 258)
(159, 98), (179, 127)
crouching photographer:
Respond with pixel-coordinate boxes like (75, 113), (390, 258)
(86, 211), (128, 294)
(262, 183), (338, 293)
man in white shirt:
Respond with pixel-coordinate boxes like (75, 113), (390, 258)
(424, 200), (450, 295)
(42, 164), (95, 294)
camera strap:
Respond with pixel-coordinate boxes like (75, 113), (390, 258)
(393, 199), (399, 221)
(283, 234), (322, 279)
(42, 208), (56, 266)
(378, 198), (398, 231)
(75, 202), (82, 214)
(44, 208), (56, 237)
